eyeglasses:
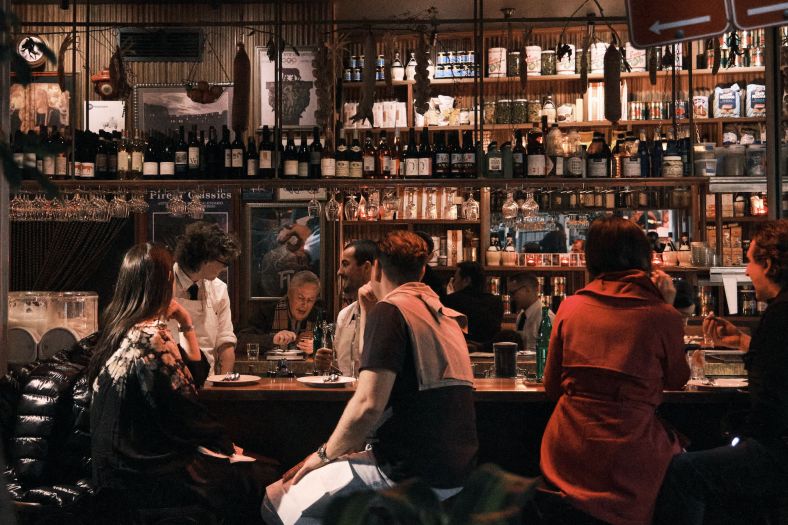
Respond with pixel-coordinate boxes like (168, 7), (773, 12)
(215, 259), (228, 267)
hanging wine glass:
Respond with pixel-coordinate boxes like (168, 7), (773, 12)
(130, 192), (150, 214)
(167, 190), (187, 218)
(443, 187), (458, 220)
(109, 193), (130, 219)
(187, 193), (205, 220)
(307, 188), (321, 219)
(365, 191), (380, 221)
(463, 190), (479, 221)
(382, 188), (399, 220)
(325, 190), (341, 222)
(502, 190), (518, 225)
(521, 192), (539, 219)
(9, 193), (25, 222)
(404, 188), (417, 219)
(344, 193), (359, 221)
(357, 193), (367, 220)
(426, 188), (438, 220)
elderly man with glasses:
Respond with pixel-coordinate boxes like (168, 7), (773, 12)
(171, 221), (241, 376)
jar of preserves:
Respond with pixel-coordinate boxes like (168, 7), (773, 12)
(662, 155), (683, 177)
(483, 101), (496, 124)
(527, 100), (541, 123)
(541, 50), (556, 75)
(507, 51), (521, 77)
(512, 99), (528, 124)
(496, 99), (513, 124)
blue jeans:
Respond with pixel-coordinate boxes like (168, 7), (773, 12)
(654, 438), (788, 525)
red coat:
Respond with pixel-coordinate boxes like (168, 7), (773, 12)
(540, 270), (690, 525)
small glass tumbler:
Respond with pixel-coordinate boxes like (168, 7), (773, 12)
(246, 343), (260, 361)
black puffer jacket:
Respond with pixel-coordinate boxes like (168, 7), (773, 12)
(1, 334), (96, 510)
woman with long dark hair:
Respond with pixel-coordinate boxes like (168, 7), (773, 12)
(539, 217), (690, 525)
(89, 243), (275, 522)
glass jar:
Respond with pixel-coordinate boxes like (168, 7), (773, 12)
(671, 187), (691, 209)
(741, 286), (757, 316)
(507, 51), (521, 77)
(527, 100), (541, 123)
(512, 99), (528, 124)
(483, 101), (496, 124)
(541, 50), (557, 75)
(662, 155), (684, 177)
(496, 99), (513, 124)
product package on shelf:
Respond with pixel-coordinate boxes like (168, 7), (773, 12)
(745, 83), (766, 117)
(446, 229), (463, 266)
(713, 84), (742, 118)
(343, 101), (407, 129)
(413, 96), (457, 127)
(583, 81), (628, 121)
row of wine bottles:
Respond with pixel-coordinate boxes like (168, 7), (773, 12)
(13, 119), (697, 181)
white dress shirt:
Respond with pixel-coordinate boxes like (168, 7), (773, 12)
(170, 263), (237, 375)
(515, 300), (556, 352)
(333, 301), (362, 377)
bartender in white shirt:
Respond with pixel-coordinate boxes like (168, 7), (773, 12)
(508, 272), (555, 352)
(170, 222), (241, 375)
(319, 240), (377, 376)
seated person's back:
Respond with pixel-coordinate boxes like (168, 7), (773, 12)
(443, 262), (503, 350)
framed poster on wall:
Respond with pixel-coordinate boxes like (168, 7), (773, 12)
(10, 72), (76, 134)
(257, 47), (317, 128)
(134, 83), (233, 135)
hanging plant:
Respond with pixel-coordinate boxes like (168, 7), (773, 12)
(413, 28), (431, 116)
(351, 30), (377, 126)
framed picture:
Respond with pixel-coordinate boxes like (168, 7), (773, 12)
(256, 47), (317, 128)
(245, 202), (323, 300)
(276, 188), (326, 201)
(84, 100), (125, 133)
(134, 83), (233, 135)
(10, 72), (76, 134)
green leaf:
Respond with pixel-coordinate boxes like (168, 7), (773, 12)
(324, 479), (442, 525)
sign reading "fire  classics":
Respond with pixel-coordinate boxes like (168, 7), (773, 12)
(627, 0), (788, 49)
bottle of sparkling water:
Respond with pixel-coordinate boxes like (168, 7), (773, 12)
(536, 298), (552, 382)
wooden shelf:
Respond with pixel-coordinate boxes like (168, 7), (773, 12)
(341, 67), (765, 89)
(661, 266), (713, 273)
(19, 176), (711, 191)
(483, 265), (586, 273)
(706, 216), (770, 223)
(342, 219), (480, 226)
(342, 118), (765, 133)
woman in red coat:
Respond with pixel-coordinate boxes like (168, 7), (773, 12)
(540, 217), (690, 525)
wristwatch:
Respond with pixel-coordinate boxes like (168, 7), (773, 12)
(316, 442), (332, 464)
(179, 324), (195, 333)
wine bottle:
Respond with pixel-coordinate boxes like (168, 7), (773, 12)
(433, 132), (450, 178)
(107, 130), (119, 179)
(404, 128), (419, 178)
(349, 131), (363, 178)
(462, 131), (476, 178)
(297, 131), (310, 178)
(418, 128), (432, 178)
(362, 131), (376, 178)
(246, 136), (258, 178)
(309, 126), (323, 179)
(205, 126), (221, 178)
(175, 125), (188, 177)
(282, 132), (298, 179)
(41, 126), (56, 179)
(335, 136), (349, 178)
(117, 130), (130, 180)
(188, 128), (201, 178)
(258, 125), (275, 178)
(512, 129), (525, 178)
(230, 128), (245, 179)
(80, 131), (96, 180)
(526, 127), (546, 178)
(159, 132), (176, 179)
(587, 132), (611, 178)
(449, 131), (462, 177)
(219, 125), (231, 179)
(53, 128), (68, 180)
(377, 131), (390, 178)
(199, 130), (207, 177)
(321, 134), (336, 178)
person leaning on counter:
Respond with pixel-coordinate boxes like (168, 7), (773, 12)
(171, 221), (241, 375)
(655, 220), (788, 525)
(262, 230), (477, 525)
(264, 270), (321, 353)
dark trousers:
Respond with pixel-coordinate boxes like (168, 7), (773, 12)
(653, 438), (788, 525)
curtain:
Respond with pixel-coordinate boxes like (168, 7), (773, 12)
(11, 219), (129, 291)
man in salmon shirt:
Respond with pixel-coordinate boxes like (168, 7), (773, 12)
(655, 220), (788, 524)
(540, 216), (690, 525)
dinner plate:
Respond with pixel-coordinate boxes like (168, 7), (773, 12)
(296, 375), (356, 388)
(207, 374), (261, 386)
(687, 378), (748, 390)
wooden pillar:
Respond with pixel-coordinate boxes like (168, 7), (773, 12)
(0, 0), (11, 375)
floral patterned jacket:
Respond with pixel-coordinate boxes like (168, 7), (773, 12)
(90, 322), (233, 489)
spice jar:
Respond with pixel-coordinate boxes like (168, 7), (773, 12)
(527, 100), (541, 123)
(512, 99), (528, 124)
(483, 101), (496, 124)
(662, 155), (684, 177)
(541, 50), (556, 75)
(496, 99), (513, 124)
(506, 51), (521, 77)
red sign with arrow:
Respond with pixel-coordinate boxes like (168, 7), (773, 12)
(626, 0), (731, 48)
(731, 0), (788, 29)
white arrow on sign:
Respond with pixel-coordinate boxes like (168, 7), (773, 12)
(649, 15), (712, 35)
(747, 2), (788, 16)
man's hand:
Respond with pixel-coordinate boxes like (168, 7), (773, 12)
(358, 283), (378, 315)
(273, 330), (297, 346)
(703, 313), (746, 349)
(281, 452), (324, 488)
(651, 269), (677, 305)
(314, 348), (333, 372)
(297, 336), (314, 355)
(166, 299), (193, 328)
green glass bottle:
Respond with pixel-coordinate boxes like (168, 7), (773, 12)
(313, 308), (324, 351)
(536, 298), (552, 382)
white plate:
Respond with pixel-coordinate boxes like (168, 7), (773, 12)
(207, 374), (261, 386)
(687, 378), (748, 390)
(296, 375), (356, 388)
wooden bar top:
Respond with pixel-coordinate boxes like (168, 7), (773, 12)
(200, 377), (747, 404)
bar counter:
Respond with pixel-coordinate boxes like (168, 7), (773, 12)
(200, 378), (749, 476)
